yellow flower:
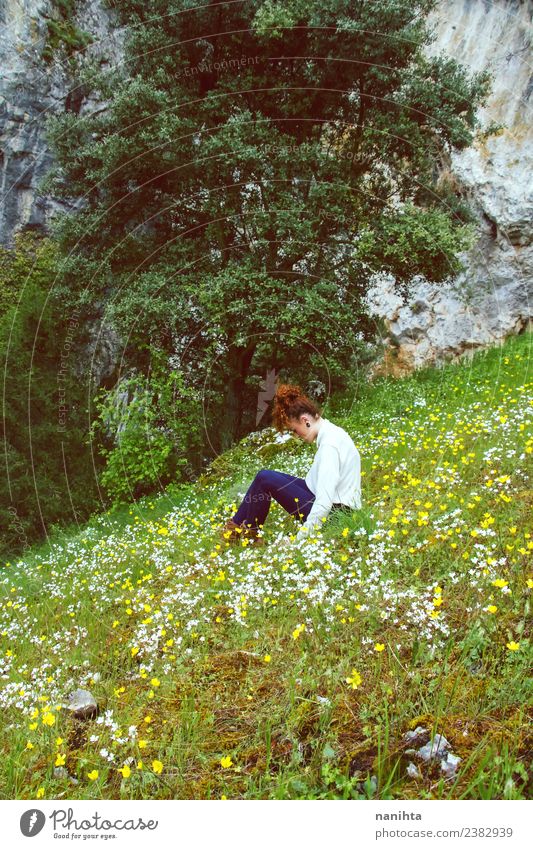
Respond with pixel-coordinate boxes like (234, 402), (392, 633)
(87, 770), (99, 781)
(345, 669), (362, 689)
(36, 787), (45, 799)
(374, 643), (385, 652)
(26, 741), (34, 749)
(144, 715), (152, 724)
(41, 712), (55, 726)
(492, 579), (508, 588)
(150, 678), (160, 688)
(55, 753), (66, 766)
(487, 605), (498, 614)
(527, 579), (533, 589)
(152, 760), (163, 774)
(292, 623), (305, 640)
(117, 764), (131, 778)
(342, 528), (350, 537)
(138, 739), (148, 749)
(506, 641), (520, 651)
(220, 756), (233, 768)
(56, 737), (64, 747)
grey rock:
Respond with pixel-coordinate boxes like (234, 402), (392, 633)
(441, 752), (462, 779)
(406, 761), (422, 779)
(365, 0), (533, 376)
(403, 726), (431, 747)
(415, 734), (452, 762)
(67, 688), (98, 719)
(0, 0), (126, 245)
(53, 766), (79, 784)
(53, 767), (68, 779)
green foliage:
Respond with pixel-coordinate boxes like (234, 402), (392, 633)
(41, 0), (94, 65)
(91, 365), (203, 505)
(0, 239), (101, 557)
(0, 232), (58, 318)
(354, 202), (476, 290)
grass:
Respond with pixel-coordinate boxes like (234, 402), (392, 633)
(0, 331), (532, 800)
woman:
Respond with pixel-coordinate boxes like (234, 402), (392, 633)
(223, 384), (362, 543)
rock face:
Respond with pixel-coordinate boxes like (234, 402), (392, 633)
(0, 1), (531, 373)
(367, 0), (533, 376)
(0, 0), (125, 244)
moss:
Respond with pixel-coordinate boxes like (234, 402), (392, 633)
(41, 0), (94, 65)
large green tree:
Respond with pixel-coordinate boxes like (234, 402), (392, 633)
(42, 0), (492, 451)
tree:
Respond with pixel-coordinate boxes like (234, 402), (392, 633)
(41, 0), (493, 452)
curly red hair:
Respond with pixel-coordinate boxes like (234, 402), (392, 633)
(272, 383), (321, 432)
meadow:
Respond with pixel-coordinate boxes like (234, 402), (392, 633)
(1, 331), (531, 800)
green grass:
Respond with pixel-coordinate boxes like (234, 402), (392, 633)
(1, 331), (531, 800)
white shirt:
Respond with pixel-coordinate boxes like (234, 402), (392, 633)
(298, 418), (362, 537)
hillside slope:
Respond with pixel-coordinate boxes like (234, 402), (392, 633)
(1, 332), (531, 800)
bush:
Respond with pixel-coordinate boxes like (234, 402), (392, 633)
(0, 248), (101, 558)
(91, 365), (203, 505)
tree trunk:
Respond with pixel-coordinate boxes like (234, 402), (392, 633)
(218, 343), (256, 452)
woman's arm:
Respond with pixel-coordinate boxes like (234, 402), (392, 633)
(297, 443), (341, 538)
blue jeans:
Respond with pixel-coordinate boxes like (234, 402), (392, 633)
(232, 469), (316, 530)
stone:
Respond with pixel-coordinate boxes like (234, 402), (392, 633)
(67, 688), (98, 720)
(406, 761), (422, 779)
(415, 733), (452, 762)
(403, 726), (431, 747)
(441, 752), (462, 779)
(53, 766), (79, 784)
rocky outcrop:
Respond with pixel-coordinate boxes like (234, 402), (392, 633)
(0, 0), (125, 244)
(367, 0), (532, 376)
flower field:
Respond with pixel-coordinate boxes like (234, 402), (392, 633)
(1, 331), (531, 800)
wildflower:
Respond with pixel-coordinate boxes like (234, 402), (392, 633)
(292, 623), (305, 640)
(492, 579), (508, 589)
(506, 641), (520, 651)
(150, 678), (160, 688)
(263, 654), (271, 663)
(26, 741), (34, 749)
(55, 753), (66, 767)
(152, 760), (163, 774)
(342, 528), (350, 538)
(87, 770), (99, 781)
(374, 644), (385, 652)
(486, 605), (498, 614)
(41, 712), (55, 727)
(117, 764), (131, 778)
(36, 787), (45, 799)
(220, 756), (233, 768)
(138, 740), (148, 749)
(345, 669), (362, 689)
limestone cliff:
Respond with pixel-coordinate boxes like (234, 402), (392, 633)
(367, 0), (532, 375)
